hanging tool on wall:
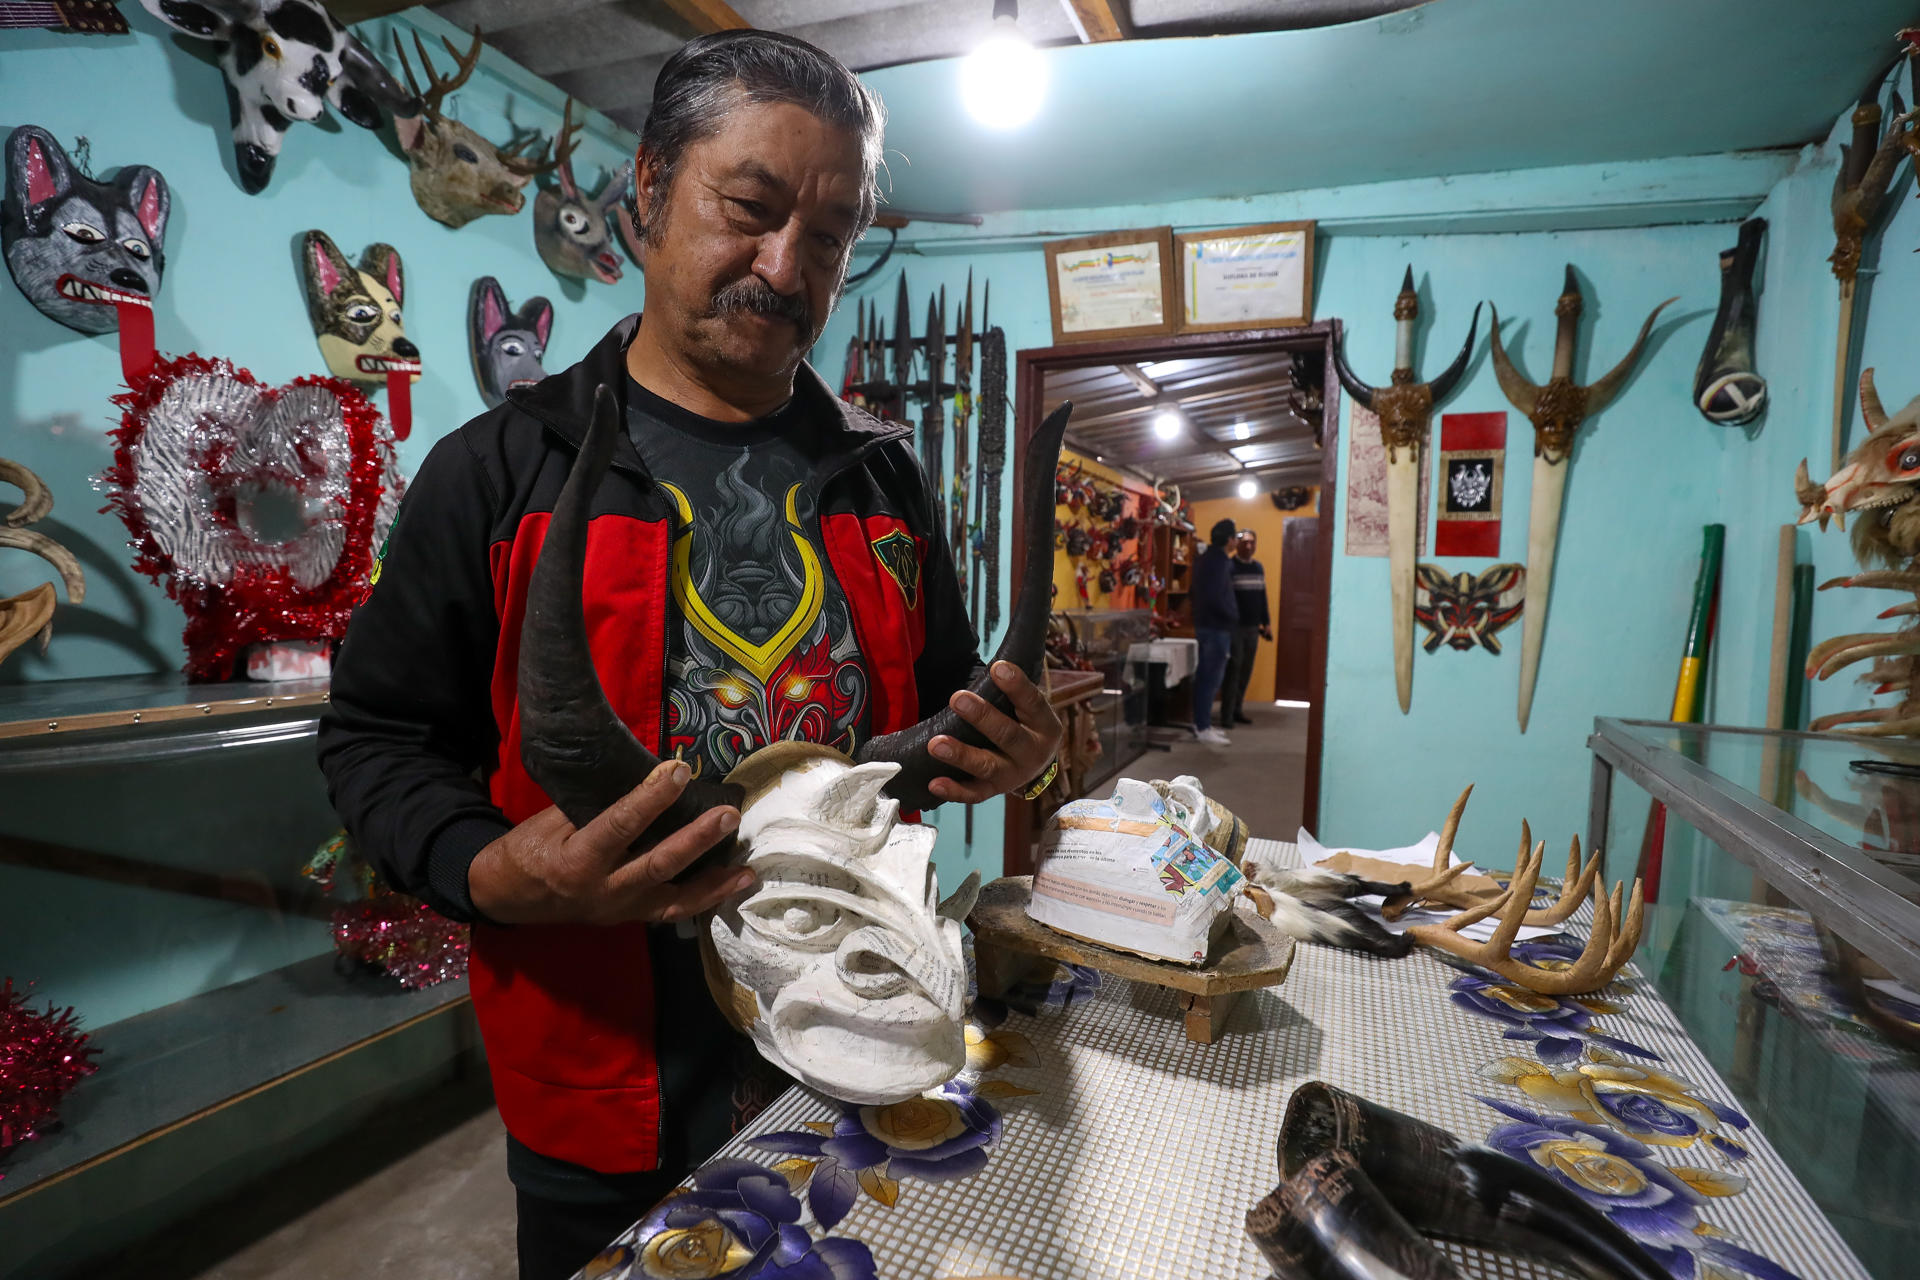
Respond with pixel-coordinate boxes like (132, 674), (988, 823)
(840, 298), (868, 410)
(1826, 79), (1914, 469)
(1490, 266), (1674, 733)
(1693, 217), (1769, 426)
(919, 288), (949, 532)
(890, 272), (914, 426)
(951, 273), (975, 607)
(978, 289), (1009, 639)
(1331, 266), (1480, 715)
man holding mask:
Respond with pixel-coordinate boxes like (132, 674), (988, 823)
(318, 31), (1062, 1280)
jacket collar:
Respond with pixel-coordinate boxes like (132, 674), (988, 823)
(509, 313), (910, 479)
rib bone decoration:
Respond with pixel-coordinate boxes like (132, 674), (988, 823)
(515, 386), (1071, 1102)
(1248, 1081), (1669, 1280)
(1331, 266), (1479, 714)
(1489, 268), (1674, 732)
(1794, 368), (1920, 736)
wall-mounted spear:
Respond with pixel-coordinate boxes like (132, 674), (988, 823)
(1332, 266), (1479, 713)
(1490, 267), (1674, 732)
(1827, 82), (1915, 470)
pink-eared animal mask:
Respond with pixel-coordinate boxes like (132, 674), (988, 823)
(468, 276), (552, 407)
(3, 126), (170, 382)
(299, 230), (420, 438)
(531, 99), (627, 285)
(389, 27), (556, 229)
(137, 0), (415, 194)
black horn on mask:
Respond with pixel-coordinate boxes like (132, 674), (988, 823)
(852, 400), (1074, 809)
(518, 385), (744, 858)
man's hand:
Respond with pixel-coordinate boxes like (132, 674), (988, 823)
(1259, 624), (1274, 641)
(469, 760), (753, 925)
(926, 661), (1065, 804)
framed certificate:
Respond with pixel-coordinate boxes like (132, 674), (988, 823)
(1043, 227), (1178, 344)
(1174, 221), (1315, 332)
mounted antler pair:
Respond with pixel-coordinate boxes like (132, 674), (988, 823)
(1, 459), (85, 666)
(1400, 785), (1643, 995)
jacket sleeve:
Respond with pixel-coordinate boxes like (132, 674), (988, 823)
(316, 428), (510, 923)
(1250, 559), (1272, 628)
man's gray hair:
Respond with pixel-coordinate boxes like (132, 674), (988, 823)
(635, 30), (886, 244)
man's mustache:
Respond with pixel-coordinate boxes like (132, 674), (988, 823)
(708, 276), (812, 330)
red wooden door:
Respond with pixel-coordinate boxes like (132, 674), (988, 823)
(1273, 517), (1320, 702)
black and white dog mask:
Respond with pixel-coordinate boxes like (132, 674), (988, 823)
(3, 126), (170, 336)
(138, 0), (414, 194)
(467, 277), (552, 407)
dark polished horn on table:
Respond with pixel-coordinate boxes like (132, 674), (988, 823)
(1277, 1082), (1667, 1280)
(517, 385), (1075, 863)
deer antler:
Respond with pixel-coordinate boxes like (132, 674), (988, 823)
(503, 97), (578, 180)
(1406, 828), (1644, 996)
(392, 26), (484, 123)
(1379, 785), (1600, 925)
(1379, 784), (1478, 920)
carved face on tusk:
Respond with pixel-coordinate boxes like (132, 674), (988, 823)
(702, 743), (972, 1104)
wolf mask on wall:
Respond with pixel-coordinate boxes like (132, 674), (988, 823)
(3, 126), (169, 337)
(467, 276), (551, 407)
(138, 0), (415, 194)
(299, 230), (420, 438)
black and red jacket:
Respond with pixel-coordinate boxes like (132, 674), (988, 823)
(317, 315), (980, 1173)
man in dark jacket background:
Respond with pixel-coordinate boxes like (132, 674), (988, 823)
(317, 31), (1061, 1280)
(1189, 518), (1239, 744)
(1220, 528), (1273, 727)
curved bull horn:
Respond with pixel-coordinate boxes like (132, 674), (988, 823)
(1426, 301), (1482, 404)
(1330, 326), (1375, 410)
(0, 526), (85, 604)
(0, 459), (54, 527)
(518, 385), (744, 848)
(1584, 296), (1677, 418)
(853, 400), (1074, 809)
(1485, 304), (1540, 420)
(1861, 366), (1890, 430)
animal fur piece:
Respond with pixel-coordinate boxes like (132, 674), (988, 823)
(3, 125), (168, 334)
(1239, 851), (1413, 959)
(467, 277), (551, 407)
(1795, 368), (1920, 736)
(389, 27), (554, 229)
(138, 0), (413, 194)
(299, 230), (418, 384)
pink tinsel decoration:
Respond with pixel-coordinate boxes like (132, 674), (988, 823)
(0, 979), (99, 1162)
(332, 898), (470, 991)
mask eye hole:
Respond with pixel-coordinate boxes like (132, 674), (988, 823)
(61, 221), (105, 245)
(261, 34), (282, 59)
(559, 207), (589, 234)
(121, 238), (150, 259)
(743, 896), (856, 951)
(1899, 447), (1920, 474)
(499, 338), (524, 356)
(389, 310), (403, 325)
(453, 143), (479, 163)
(344, 302), (379, 326)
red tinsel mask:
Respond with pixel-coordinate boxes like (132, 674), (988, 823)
(99, 354), (403, 681)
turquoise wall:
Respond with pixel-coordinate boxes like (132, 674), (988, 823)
(0, 8), (645, 682)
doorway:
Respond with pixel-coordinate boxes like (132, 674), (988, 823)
(1003, 323), (1343, 868)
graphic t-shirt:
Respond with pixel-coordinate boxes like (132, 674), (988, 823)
(625, 377), (873, 783)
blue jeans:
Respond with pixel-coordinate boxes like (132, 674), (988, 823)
(1192, 627), (1232, 732)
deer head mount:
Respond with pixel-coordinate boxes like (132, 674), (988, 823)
(531, 99), (629, 285)
(389, 27), (555, 229)
(138, 0), (415, 194)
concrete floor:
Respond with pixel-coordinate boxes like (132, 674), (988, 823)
(143, 704), (1310, 1280)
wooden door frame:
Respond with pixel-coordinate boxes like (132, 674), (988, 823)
(1001, 321), (1345, 872)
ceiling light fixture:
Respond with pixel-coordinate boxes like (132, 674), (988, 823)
(1237, 477), (1258, 500)
(1234, 420), (1250, 440)
(1153, 409), (1182, 440)
(961, 0), (1047, 130)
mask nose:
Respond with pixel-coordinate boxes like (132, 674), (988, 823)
(391, 337), (420, 358)
(109, 268), (149, 294)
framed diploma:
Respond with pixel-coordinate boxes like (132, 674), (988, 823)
(1043, 227), (1178, 344)
(1174, 221), (1315, 332)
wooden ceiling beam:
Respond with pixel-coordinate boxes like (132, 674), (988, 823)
(1061, 0), (1129, 42)
(1114, 362), (1161, 399)
(659, 0), (752, 35)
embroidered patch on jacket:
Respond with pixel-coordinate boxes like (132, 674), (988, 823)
(871, 529), (921, 609)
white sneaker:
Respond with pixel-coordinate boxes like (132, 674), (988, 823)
(1198, 728), (1232, 746)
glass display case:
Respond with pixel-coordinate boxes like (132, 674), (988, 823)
(1587, 719), (1920, 1280)
(0, 675), (472, 1269)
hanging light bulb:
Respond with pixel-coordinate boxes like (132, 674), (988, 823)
(1153, 409), (1182, 440)
(1237, 477), (1258, 500)
(962, 0), (1047, 130)
(1234, 420), (1251, 440)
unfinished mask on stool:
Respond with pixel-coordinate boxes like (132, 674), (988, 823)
(702, 742), (973, 1105)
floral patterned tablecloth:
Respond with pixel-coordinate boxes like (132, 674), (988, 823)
(574, 840), (1871, 1280)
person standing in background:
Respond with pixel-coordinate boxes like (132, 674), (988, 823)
(1190, 518), (1239, 745)
(1220, 529), (1273, 727)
